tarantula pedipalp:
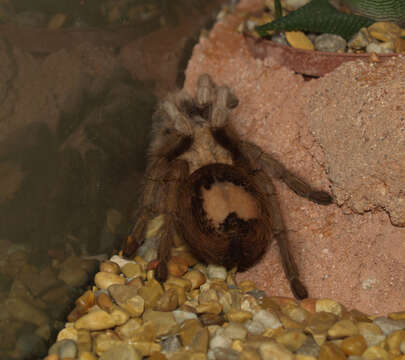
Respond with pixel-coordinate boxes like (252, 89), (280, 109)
(122, 74), (332, 299)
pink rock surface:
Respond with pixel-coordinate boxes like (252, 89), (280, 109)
(184, 0), (405, 315)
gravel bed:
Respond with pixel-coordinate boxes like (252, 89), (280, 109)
(45, 248), (405, 360)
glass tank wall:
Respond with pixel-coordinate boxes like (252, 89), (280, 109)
(0, 1), (229, 358)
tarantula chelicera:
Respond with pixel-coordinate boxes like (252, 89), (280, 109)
(122, 74), (332, 299)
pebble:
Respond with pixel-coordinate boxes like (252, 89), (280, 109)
(223, 322), (248, 340)
(373, 317), (405, 335)
(315, 34), (347, 52)
(253, 309), (282, 329)
(74, 310), (117, 331)
(341, 335), (367, 356)
(48, 252), (405, 360)
(99, 343), (141, 360)
(100, 261), (121, 274)
(48, 13), (69, 29)
(286, 31), (315, 50)
(316, 298), (343, 316)
(259, 341), (294, 360)
(368, 22), (402, 42)
(207, 264), (227, 280)
(328, 319), (359, 338)
(94, 271), (125, 290)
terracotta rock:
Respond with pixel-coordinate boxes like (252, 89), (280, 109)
(184, 0), (405, 315)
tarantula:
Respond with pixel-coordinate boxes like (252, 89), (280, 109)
(122, 74), (332, 299)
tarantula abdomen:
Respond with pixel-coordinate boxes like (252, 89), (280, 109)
(178, 163), (270, 271)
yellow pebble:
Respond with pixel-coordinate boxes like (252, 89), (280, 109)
(285, 31), (314, 51)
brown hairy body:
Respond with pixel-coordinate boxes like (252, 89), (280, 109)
(122, 74), (332, 299)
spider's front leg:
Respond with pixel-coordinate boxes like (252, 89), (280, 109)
(122, 158), (171, 258)
(154, 159), (189, 282)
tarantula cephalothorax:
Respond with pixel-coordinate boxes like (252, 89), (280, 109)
(122, 74), (332, 299)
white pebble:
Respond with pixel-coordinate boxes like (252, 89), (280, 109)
(172, 310), (198, 324)
(109, 255), (136, 268)
(207, 264), (227, 280)
(253, 310), (282, 329)
(244, 320), (266, 335)
(209, 333), (232, 349)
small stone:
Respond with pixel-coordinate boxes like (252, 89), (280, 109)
(96, 292), (114, 312)
(132, 341), (162, 357)
(57, 326), (78, 342)
(227, 310), (253, 323)
(318, 342), (346, 360)
(259, 341), (294, 360)
(100, 261), (121, 274)
(368, 22), (402, 42)
(79, 352), (98, 360)
(389, 312), (405, 321)
(296, 336), (320, 357)
(76, 329), (92, 354)
(281, 304), (309, 323)
(366, 42), (392, 54)
(240, 346), (261, 360)
(110, 305), (130, 325)
(161, 335), (182, 354)
(164, 283), (186, 306)
(116, 318), (142, 339)
(387, 330), (405, 353)
(206, 264), (227, 280)
(165, 276), (192, 291)
(199, 288), (219, 304)
(178, 319), (203, 346)
(99, 343), (141, 360)
(362, 345), (390, 360)
(245, 320), (266, 335)
(328, 320), (359, 338)
(315, 34), (346, 52)
(276, 330), (307, 352)
(143, 311), (178, 337)
(75, 290), (95, 312)
(351, 28), (373, 49)
(316, 299), (343, 317)
(271, 33), (289, 46)
(74, 310), (117, 330)
(173, 310), (198, 324)
(238, 280), (257, 292)
(279, 313), (305, 329)
(224, 322), (248, 340)
(213, 347), (240, 360)
(286, 31), (314, 50)
(196, 302), (222, 315)
(199, 313), (225, 326)
(183, 270), (206, 290)
(108, 284), (144, 317)
(341, 335), (367, 356)
(139, 279), (164, 309)
(58, 339), (78, 359)
(191, 327), (210, 353)
(110, 255), (136, 269)
(122, 263), (145, 279)
(94, 333), (122, 355)
(94, 272), (125, 290)
(210, 333), (232, 350)
(167, 256), (189, 277)
(127, 277), (144, 291)
(156, 288), (179, 312)
(253, 309), (282, 329)
(374, 317), (405, 335)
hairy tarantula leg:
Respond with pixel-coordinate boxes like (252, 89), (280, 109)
(242, 141), (333, 205)
(155, 159), (189, 282)
(122, 158), (171, 258)
(254, 170), (308, 300)
(211, 85), (239, 128)
(196, 74), (215, 108)
(160, 98), (194, 137)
